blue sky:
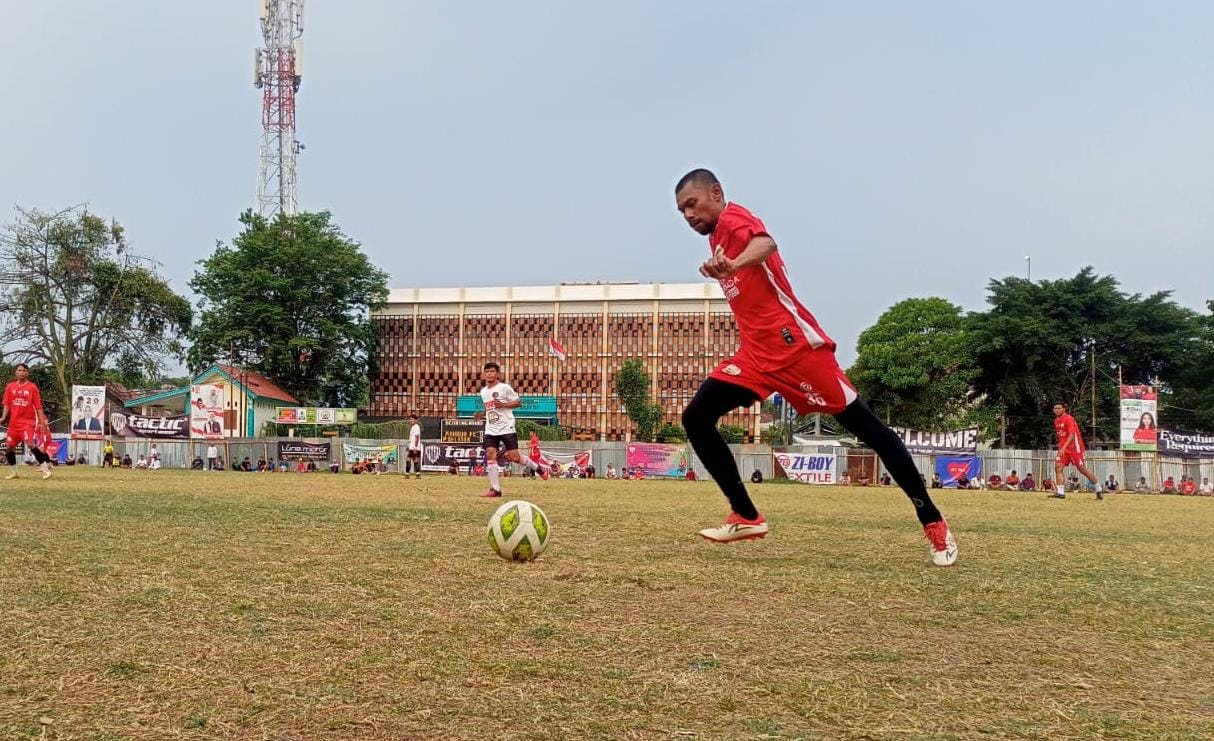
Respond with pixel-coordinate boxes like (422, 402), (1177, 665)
(2, 1), (1211, 365)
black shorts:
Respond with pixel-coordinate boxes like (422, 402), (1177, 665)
(407, 448), (421, 459)
(483, 433), (519, 453)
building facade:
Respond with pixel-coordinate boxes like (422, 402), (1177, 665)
(369, 283), (758, 441)
(123, 364), (300, 437)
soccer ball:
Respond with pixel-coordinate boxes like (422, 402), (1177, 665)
(486, 500), (550, 562)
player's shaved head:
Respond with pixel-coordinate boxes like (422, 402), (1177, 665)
(675, 168), (720, 194)
(675, 168), (727, 236)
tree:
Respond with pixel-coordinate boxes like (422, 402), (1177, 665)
(0, 206), (192, 415)
(849, 297), (978, 431)
(1166, 300), (1214, 431)
(613, 359), (663, 442)
(189, 211), (389, 408)
(655, 422), (687, 443)
(971, 268), (1200, 447)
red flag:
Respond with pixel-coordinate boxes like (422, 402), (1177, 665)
(548, 338), (567, 361)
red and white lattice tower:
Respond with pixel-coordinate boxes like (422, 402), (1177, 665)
(253, 0), (305, 217)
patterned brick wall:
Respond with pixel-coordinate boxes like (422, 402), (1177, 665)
(369, 309), (753, 440)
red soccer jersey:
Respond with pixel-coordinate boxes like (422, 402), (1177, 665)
(3, 381), (43, 427)
(1054, 413), (1085, 453)
(709, 203), (835, 366)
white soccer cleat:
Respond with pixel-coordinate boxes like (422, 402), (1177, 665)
(923, 519), (958, 567)
(699, 512), (769, 543)
(4, 471), (17, 480)
(40, 463), (51, 480)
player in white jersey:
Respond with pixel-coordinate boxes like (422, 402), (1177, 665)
(475, 362), (547, 497)
(404, 414), (423, 478)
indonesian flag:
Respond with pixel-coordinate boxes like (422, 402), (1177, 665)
(548, 337), (567, 361)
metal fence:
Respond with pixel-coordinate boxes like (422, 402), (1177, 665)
(61, 437), (1212, 490)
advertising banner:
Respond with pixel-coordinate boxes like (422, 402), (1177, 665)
(1158, 429), (1214, 459)
(275, 407), (356, 425)
(109, 411), (190, 439)
(441, 418), (485, 444)
(934, 456), (982, 488)
(343, 443), (398, 464)
(190, 383), (226, 439)
(69, 385), (106, 440)
(421, 441), (484, 472)
(625, 442), (691, 478)
(278, 440), (332, 461)
(890, 427), (979, 454)
(1120, 386), (1158, 451)
(774, 452), (837, 484)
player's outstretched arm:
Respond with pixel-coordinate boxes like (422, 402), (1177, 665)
(699, 236), (777, 279)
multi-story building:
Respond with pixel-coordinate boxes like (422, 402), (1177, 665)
(369, 282), (758, 440)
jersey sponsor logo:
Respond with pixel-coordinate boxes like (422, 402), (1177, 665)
(722, 363), (742, 376)
(799, 381), (826, 407)
(720, 275), (741, 300)
(781, 327), (795, 346)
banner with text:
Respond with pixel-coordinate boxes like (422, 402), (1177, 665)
(1158, 429), (1214, 459)
(343, 443), (398, 464)
(109, 411), (190, 439)
(70, 385), (106, 440)
(275, 407), (356, 425)
(625, 442), (691, 478)
(774, 452), (837, 484)
(422, 442), (484, 472)
(1120, 385), (1159, 451)
(278, 440), (332, 461)
(934, 456), (982, 488)
(441, 418), (485, 444)
(190, 383), (226, 439)
(890, 427), (979, 454)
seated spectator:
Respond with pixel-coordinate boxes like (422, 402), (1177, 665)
(120, 453), (133, 469)
(256, 458), (267, 472)
(191, 456), (205, 470)
(1201, 477), (1213, 495)
(279, 460), (289, 472)
(1180, 476), (1198, 496)
(1004, 470), (1020, 491)
(1020, 473), (1035, 491)
(858, 472), (871, 486)
(839, 473), (851, 485)
(751, 469), (763, 484)
(1134, 477), (1151, 494)
(683, 467), (693, 481)
(1066, 474), (1081, 492)
(930, 473), (943, 489)
(987, 474), (1002, 489)
(1105, 474), (1119, 492)
(240, 457), (252, 472)
(148, 457), (161, 471)
(135, 455), (149, 469)
(1162, 476), (1177, 494)
(329, 460), (340, 473)
(956, 473), (970, 489)
(970, 477), (983, 490)
(448, 463), (458, 475)
(634, 467), (645, 480)
(1041, 477), (1055, 491)
(879, 473), (892, 486)
(76, 454), (88, 466)
(586, 464), (596, 479)
(306, 460), (318, 472)
(606, 463), (617, 479)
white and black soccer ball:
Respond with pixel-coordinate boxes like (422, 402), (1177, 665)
(486, 500), (550, 562)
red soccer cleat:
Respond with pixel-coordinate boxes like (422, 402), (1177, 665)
(698, 512), (769, 542)
(479, 488), (502, 498)
(539, 465), (550, 481)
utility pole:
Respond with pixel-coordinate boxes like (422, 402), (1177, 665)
(1091, 346), (1098, 443)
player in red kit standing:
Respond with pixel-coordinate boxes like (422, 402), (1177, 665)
(674, 169), (957, 566)
(1, 363), (54, 480)
(1050, 402), (1102, 500)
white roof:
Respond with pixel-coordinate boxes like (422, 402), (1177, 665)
(384, 282), (725, 305)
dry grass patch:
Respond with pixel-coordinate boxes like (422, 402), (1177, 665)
(1, 470), (1212, 739)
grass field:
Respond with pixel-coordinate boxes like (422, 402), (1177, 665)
(1, 470), (1211, 740)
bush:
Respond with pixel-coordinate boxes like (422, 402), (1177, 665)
(718, 424), (746, 444)
(655, 423), (688, 443)
(517, 418), (569, 442)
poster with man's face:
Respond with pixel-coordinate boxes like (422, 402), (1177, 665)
(70, 385), (106, 440)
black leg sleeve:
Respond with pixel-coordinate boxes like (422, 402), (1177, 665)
(835, 398), (944, 526)
(682, 378), (761, 520)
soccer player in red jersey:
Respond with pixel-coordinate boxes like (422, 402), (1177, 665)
(674, 169), (957, 567)
(1051, 402), (1102, 500)
(1, 363), (54, 480)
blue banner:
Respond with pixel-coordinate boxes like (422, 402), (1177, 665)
(935, 456), (981, 488)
